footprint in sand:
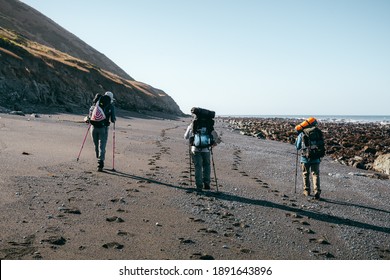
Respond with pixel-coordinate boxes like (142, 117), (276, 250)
(189, 217), (205, 223)
(292, 220), (310, 226)
(240, 248), (252, 254)
(136, 180), (147, 184)
(286, 213), (304, 219)
(126, 188), (140, 193)
(110, 198), (127, 203)
(41, 236), (67, 246)
(179, 238), (196, 244)
(106, 216), (125, 223)
(58, 207), (81, 215)
(310, 250), (335, 258)
(102, 242), (124, 249)
(281, 194), (289, 201)
(375, 246), (390, 259)
(296, 227), (315, 234)
(223, 232), (235, 237)
(191, 253), (215, 260)
(309, 237), (330, 245)
(198, 228), (218, 234)
(232, 221), (250, 228)
(117, 230), (135, 237)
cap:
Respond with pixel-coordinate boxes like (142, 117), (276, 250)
(104, 91), (115, 103)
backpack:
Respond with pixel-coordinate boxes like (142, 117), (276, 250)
(302, 126), (325, 160)
(191, 118), (215, 148)
(90, 95), (112, 127)
(191, 107), (216, 119)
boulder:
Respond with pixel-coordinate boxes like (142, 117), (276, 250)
(373, 154), (390, 175)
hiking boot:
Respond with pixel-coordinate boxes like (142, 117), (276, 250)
(314, 192), (321, 200)
(303, 190), (310, 197)
(97, 160), (104, 172)
(204, 183), (211, 190)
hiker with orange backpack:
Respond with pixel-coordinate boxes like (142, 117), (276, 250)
(295, 117), (325, 200)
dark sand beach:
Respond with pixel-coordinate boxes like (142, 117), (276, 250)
(0, 113), (389, 260)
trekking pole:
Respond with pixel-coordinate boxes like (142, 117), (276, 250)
(76, 123), (91, 161)
(112, 122), (116, 171)
(294, 149), (298, 194)
(210, 147), (219, 192)
(189, 144), (192, 186)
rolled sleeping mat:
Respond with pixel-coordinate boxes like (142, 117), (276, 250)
(295, 117), (317, 132)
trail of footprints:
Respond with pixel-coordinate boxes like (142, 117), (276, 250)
(102, 127), (180, 252)
(4, 127), (336, 259)
(179, 196), (254, 259)
(147, 129), (171, 176)
(179, 152), (191, 187)
(175, 146), (335, 259)
(232, 147), (271, 190)
(285, 212), (334, 258)
(230, 147), (336, 259)
(100, 126), (188, 253)
(6, 165), (157, 256)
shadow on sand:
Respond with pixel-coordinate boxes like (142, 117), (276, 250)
(104, 169), (390, 235)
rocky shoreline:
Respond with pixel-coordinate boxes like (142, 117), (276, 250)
(221, 117), (390, 178)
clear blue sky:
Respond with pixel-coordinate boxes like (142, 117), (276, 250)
(20, 0), (390, 116)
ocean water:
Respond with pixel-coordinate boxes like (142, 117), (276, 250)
(220, 115), (390, 124)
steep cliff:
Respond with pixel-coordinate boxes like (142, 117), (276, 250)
(0, 0), (183, 115)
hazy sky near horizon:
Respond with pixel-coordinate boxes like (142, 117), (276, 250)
(20, 0), (389, 116)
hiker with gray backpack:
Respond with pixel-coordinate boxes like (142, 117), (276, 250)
(85, 91), (116, 172)
(184, 107), (220, 191)
(295, 117), (325, 200)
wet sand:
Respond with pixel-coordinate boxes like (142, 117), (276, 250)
(0, 113), (389, 260)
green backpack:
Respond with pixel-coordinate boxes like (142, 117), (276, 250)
(302, 126), (325, 160)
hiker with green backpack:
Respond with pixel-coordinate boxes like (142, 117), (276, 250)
(86, 91), (116, 172)
(295, 117), (325, 200)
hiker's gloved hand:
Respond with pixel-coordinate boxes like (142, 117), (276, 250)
(84, 116), (90, 123)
